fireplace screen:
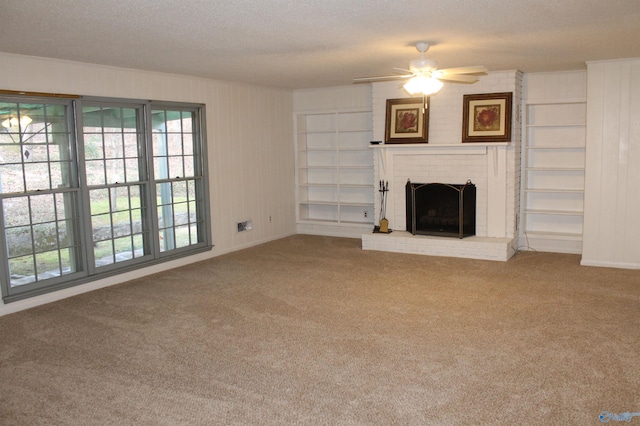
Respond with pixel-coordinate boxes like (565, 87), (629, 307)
(405, 181), (476, 238)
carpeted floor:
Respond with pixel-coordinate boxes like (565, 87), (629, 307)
(1, 235), (639, 425)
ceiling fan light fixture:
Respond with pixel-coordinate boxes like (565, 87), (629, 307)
(403, 75), (443, 96)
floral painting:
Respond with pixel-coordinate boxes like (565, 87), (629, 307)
(473, 104), (500, 131)
(462, 92), (512, 143)
(385, 97), (429, 144)
(395, 109), (418, 133)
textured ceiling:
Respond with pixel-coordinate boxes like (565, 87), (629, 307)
(1, 0), (639, 89)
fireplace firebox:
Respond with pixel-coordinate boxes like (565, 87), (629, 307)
(405, 180), (476, 238)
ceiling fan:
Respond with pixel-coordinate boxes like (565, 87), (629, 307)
(354, 42), (487, 95)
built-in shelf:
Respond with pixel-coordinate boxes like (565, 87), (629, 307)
(521, 99), (586, 251)
(295, 109), (374, 230)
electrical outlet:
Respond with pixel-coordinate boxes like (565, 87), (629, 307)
(364, 211), (368, 218)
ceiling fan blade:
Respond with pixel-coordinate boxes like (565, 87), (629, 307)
(435, 66), (488, 76)
(435, 74), (480, 83)
(353, 69), (414, 83)
(353, 75), (408, 83)
(392, 67), (414, 74)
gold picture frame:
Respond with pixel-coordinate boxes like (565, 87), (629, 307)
(462, 92), (512, 143)
(385, 97), (429, 144)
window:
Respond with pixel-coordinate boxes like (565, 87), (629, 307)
(0, 93), (210, 302)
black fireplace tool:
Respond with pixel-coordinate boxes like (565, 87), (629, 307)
(373, 180), (391, 233)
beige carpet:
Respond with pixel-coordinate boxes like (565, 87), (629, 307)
(1, 235), (639, 425)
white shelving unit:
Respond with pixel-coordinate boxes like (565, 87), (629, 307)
(295, 109), (374, 236)
(521, 99), (586, 253)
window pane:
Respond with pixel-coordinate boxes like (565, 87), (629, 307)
(113, 236), (133, 260)
(59, 249), (74, 277)
(182, 134), (194, 156)
(48, 141), (62, 161)
(24, 162), (51, 191)
(183, 156), (195, 178)
(36, 250), (61, 281)
(3, 197), (30, 226)
(94, 240), (115, 266)
(92, 213), (112, 241)
(125, 158), (140, 182)
(154, 157), (168, 180)
(175, 225), (190, 248)
(105, 159), (123, 183)
(24, 143), (48, 162)
(167, 134), (182, 156)
(55, 192), (78, 222)
(6, 225), (33, 258)
(9, 255), (36, 287)
(57, 221), (71, 248)
(0, 164), (25, 193)
(124, 133), (139, 157)
(157, 182), (172, 205)
(89, 189), (110, 215)
(84, 134), (104, 159)
(190, 224), (199, 244)
(32, 223), (58, 253)
(0, 142), (23, 164)
(132, 234), (144, 258)
(49, 162), (66, 188)
(85, 160), (106, 185)
(30, 193), (56, 223)
(168, 156), (183, 178)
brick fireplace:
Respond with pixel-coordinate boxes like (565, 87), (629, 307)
(361, 72), (522, 261)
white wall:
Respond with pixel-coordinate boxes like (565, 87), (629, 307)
(293, 85), (372, 112)
(0, 52), (296, 315)
(582, 58), (640, 269)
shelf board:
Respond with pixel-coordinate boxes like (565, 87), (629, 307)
(336, 129), (373, 133)
(299, 147), (338, 152)
(299, 201), (374, 208)
(337, 183), (373, 189)
(298, 129), (374, 134)
(525, 98), (586, 105)
(526, 167), (584, 172)
(299, 165), (338, 170)
(298, 183), (337, 188)
(526, 145), (585, 150)
(299, 201), (338, 206)
(526, 123), (585, 128)
(337, 165), (374, 169)
(339, 202), (374, 208)
(523, 230), (583, 239)
(337, 147), (372, 152)
(524, 188), (584, 193)
(525, 209), (584, 216)
(298, 218), (339, 224)
(339, 220), (374, 225)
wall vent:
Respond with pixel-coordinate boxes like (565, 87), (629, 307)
(237, 220), (253, 232)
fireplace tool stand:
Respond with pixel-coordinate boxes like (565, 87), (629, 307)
(373, 180), (391, 233)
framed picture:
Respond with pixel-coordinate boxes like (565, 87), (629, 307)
(462, 92), (512, 143)
(385, 97), (429, 144)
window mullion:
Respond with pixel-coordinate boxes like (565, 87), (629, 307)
(74, 99), (97, 277)
(144, 104), (160, 258)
